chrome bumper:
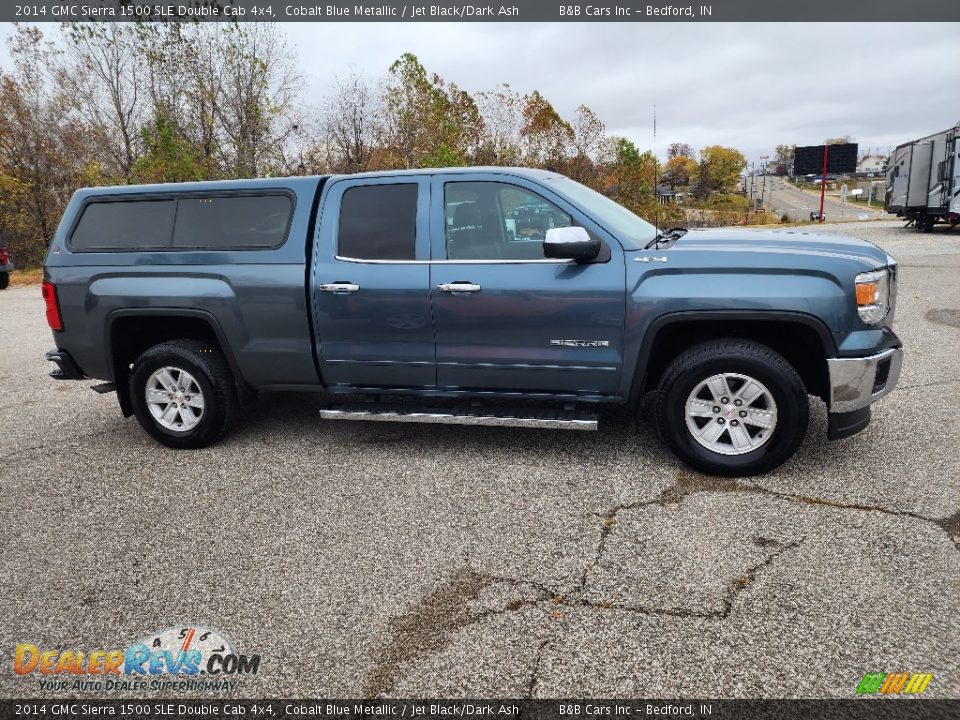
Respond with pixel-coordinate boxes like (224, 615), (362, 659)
(827, 347), (903, 413)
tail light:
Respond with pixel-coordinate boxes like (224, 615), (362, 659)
(0, 247), (9, 264)
(42, 280), (63, 331)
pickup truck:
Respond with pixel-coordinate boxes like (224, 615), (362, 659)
(42, 167), (903, 476)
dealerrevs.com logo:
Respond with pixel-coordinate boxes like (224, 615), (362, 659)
(13, 625), (261, 693)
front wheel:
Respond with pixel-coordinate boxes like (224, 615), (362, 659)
(129, 339), (238, 449)
(655, 339), (809, 477)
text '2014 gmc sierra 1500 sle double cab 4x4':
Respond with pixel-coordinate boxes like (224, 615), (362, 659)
(42, 167), (903, 476)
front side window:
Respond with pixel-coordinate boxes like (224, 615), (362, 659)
(338, 184), (418, 260)
(445, 182), (573, 261)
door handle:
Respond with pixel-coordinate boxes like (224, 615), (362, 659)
(437, 282), (481, 293)
(320, 282), (360, 294)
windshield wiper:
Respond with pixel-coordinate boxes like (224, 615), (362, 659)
(645, 227), (687, 250)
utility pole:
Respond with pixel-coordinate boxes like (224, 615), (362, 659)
(818, 143), (828, 223)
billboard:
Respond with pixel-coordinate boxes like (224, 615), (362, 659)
(794, 143), (858, 175)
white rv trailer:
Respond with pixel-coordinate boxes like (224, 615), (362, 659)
(885, 122), (960, 232)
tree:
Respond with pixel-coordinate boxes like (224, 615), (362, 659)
(132, 114), (205, 184)
(825, 136), (854, 145)
(60, 24), (146, 183)
(382, 53), (484, 169)
(216, 24), (301, 177)
(667, 142), (694, 160)
(774, 144), (795, 163)
(699, 145), (747, 193)
(324, 71), (378, 174)
(0, 26), (92, 267)
(568, 104), (605, 186)
(519, 90), (573, 170)
(661, 155), (698, 189)
(475, 83), (524, 166)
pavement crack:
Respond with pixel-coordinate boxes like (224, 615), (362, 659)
(568, 536), (803, 621)
(596, 470), (960, 558)
(525, 639), (549, 698)
(0, 428), (117, 463)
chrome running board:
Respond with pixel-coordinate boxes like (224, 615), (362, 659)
(319, 404), (598, 431)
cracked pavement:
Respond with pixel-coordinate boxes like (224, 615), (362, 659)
(1, 221), (959, 698)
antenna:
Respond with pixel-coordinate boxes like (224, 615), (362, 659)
(653, 104), (660, 231)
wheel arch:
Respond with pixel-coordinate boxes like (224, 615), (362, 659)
(629, 310), (836, 408)
(106, 309), (246, 417)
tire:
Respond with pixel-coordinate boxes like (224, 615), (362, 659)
(128, 339), (238, 449)
(0, 272), (9, 290)
(654, 339), (809, 477)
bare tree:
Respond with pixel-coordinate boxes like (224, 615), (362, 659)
(215, 24), (301, 177)
(324, 71), (377, 173)
(59, 24), (145, 182)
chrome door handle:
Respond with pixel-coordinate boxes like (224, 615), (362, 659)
(437, 282), (481, 293)
(320, 282), (360, 294)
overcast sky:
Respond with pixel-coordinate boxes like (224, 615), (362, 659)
(3, 22), (958, 163)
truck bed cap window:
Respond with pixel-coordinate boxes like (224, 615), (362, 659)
(172, 194), (292, 249)
(70, 200), (175, 251)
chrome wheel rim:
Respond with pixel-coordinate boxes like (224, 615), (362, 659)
(145, 366), (204, 432)
(684, 372), (778, 456)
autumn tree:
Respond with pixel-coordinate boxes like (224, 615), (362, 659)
(0, 26), (93, 267)
(567, 104), (605, 187)
(661, 155), (699, 189)
(519, 90), (574, 170)
(699, 145), (747, 193)
(382, 53), (483, 168)
(774, 143), (795, 164)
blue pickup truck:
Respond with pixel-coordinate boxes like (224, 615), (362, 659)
(42, 167), (902, 476)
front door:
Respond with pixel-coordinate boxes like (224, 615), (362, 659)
(313, 177), (435, 389)
(430, 175), (626, 395)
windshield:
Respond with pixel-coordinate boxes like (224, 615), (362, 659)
(543, 177), (659, 248)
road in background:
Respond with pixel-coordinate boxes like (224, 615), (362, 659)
(762, 177), (889, 222)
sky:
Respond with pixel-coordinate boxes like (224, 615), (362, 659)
(2, 21), (958, 164)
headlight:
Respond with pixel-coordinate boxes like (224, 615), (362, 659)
(855, 268), (890, 324)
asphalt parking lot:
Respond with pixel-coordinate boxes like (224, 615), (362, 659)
(1, 220), (958, 699)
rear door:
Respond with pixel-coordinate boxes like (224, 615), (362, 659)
(429, 174), (626, 395)
(312, 176), (435, 389)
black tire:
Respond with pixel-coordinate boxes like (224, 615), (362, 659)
(0, 272), (9, 290)
(128, 339), (238, 449)
(654, 339), (809, 477)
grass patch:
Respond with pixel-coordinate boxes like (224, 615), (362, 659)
(8, 267), (43, 286)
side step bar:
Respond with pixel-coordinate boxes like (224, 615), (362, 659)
(319, 404), (598, 431)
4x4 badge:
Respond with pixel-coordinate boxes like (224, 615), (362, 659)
(636, 256), (668, 262)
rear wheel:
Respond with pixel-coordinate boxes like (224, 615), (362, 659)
(655, 339), (809, 477)
(0, 272), (9, 290)
(129, 339), (237, 449)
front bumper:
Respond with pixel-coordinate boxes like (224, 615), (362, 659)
(826, 347), (903, 439)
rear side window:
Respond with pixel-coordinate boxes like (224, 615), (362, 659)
(172, 195), (292, 249)
(338, 184), (417, 260)
(71, 200), (175, 250)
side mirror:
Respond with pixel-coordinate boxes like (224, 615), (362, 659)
(543, 226), (600, 262)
